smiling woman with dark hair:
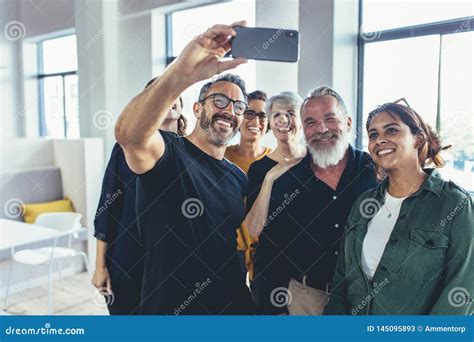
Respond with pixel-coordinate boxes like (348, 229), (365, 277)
(324, 99), (473, 315)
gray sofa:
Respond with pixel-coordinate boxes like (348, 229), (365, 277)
(0, 166), (63, 221)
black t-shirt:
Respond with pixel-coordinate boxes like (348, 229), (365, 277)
(245, 155), (278, 306)
(94, 143), (143, 285)
(136, 130), (255, 315)
(253, 145), (377, 314)
(246, 155), (278, 213)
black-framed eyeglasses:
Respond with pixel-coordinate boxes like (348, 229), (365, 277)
(244, 110), (268, 121)
(199, 93), (248, 116)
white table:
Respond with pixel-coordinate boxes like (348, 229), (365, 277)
(0, 218), (58, 252)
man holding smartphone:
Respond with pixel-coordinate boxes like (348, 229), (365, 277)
(115, 22), (255, 314)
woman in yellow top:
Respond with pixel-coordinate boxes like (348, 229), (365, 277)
(225, 90), (271, 282)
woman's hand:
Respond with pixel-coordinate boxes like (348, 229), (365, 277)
(91, 265), (112, 295)
(245, 158), (303, 237)
(172, 21), (248, 84)
(265, 158), (303, 184)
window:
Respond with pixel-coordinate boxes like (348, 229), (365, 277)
(39, 34), (79, 138)
(359, 3), (474, 192)
(362, 0), (473, 31)
(167, 1), (256, 134)
(362, 35), (440, 135)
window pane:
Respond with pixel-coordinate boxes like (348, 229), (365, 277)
(171, 1), (256, 56)
(65, 74), (80, 138)
(362, 35), (440, 149)
(42, 35), (77, 74)
(43, 76), (65, 138)
(362, 0), (473, 32)
(438, 32), (474, 192)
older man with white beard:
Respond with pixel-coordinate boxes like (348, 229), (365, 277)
(249, 86), (377, 315)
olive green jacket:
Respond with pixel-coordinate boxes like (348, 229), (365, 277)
(324, 169), (473, 315)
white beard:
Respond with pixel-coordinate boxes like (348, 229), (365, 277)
(307, 129), (350, 168)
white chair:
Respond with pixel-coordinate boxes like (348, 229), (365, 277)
(3, 212), (90, 314)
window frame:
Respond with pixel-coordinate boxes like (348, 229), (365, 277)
(37, 34), (78, 138)
(356, 7), (473, 148)
(165, 13), (175, 66)
(165, 2), (256, 66)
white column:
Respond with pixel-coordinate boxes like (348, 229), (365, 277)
(332, 0), (359, 123)
(297, 0), (359, 144)
(255, 0), (299, 96)
(297, 0), (335, 97)
(75, 0), (120, 158)
(118, 12), (153, 109)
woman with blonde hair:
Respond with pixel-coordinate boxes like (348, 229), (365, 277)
(244, 91), (307, 312)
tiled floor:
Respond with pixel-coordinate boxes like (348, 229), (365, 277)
(4, 272), (108, 315)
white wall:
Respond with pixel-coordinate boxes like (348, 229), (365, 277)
(19, 0), (75, 39)
(151, 11), (167, 76)
(298, 0), (334, 96)
(0, 0), (23, 139)
(0, 138), (54, 171)
(53, 138), (104, 263)
(118, 13), (153, 103)
(333, 0), (360, 123)
(119, 0), (218, 16)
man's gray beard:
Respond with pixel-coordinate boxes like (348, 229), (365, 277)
(199, 112), (237, 147)
(307, 130), (350, 168)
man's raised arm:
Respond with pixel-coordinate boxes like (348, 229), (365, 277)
(115, 23), (247, 174)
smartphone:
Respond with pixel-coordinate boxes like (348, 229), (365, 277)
(230, 26), (300, 63)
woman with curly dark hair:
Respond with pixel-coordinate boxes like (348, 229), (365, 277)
(91, 78), (187, 315)
(325, 99), (473, 315)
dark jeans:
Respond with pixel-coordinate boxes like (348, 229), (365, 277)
(105, 281), (142, 315)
